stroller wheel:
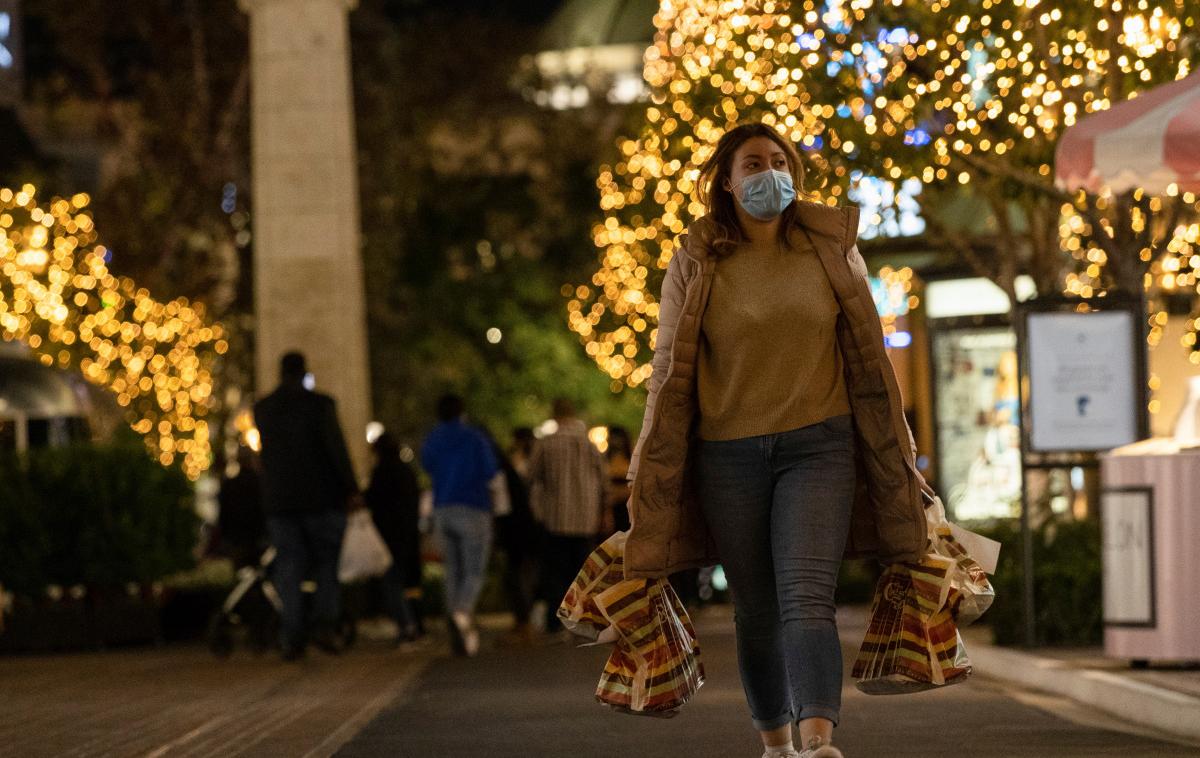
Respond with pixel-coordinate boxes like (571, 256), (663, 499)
(207, 613), (235, 658)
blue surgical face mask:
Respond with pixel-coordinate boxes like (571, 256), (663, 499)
(733, 168), (796, 220)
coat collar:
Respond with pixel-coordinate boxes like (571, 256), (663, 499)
(680, 201), (860, 264)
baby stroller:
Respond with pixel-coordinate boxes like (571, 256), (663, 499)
(207, 547), (282, 657)
(206, 546), (357, 657)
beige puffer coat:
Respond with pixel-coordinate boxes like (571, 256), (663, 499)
(624, 201), (932, 580)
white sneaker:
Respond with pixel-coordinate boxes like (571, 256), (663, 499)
(463, 626), (480, 657)
(760, 750), (800, 758)
(799, 742), (843, 758)
(449, 612), (477, 657)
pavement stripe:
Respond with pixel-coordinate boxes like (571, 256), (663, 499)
(182, 692), (321, 758)
(301, 661), (431, 758)
(143, 712), (239, 758)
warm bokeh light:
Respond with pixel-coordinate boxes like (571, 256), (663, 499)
(588, 425), (611, 454)
(571, 1), (1200, 384)
(0, 185), (225, 479)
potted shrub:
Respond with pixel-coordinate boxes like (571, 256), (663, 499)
(0, 443), (199, 651)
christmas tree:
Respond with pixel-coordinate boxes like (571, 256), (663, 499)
(571, 0), (1200, 390)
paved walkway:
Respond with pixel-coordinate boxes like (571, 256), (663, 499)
(339, 607), (1200, 758)
(0, 628), (429, 758)
(1005, 645), (1200, 699)
(2, 607), (1199, 757)
(962, 623), (1200, 744)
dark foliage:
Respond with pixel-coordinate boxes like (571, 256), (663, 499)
(0, 443), (199, 597)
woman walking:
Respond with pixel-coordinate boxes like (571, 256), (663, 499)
(493, 430), (540, 645)
(624, 123), (930, 758)
(364, 432), (423, 644)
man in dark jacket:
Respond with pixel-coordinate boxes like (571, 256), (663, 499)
(254, 351), (359, 660)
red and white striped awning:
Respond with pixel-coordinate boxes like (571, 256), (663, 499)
(1055, 72), (1200, 195)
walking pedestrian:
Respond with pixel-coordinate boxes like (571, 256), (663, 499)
(364, 432), (423, 645)
(253, 352), (360, 661)
(493, 430), (540, 645)
(604, 426), (633, 534)
(528, 398), (607, 634)
(215, 446), (266, 570)
(508, 427), (536, 480)
(419, 394), (498, 657)
(624, 123), (930, 758)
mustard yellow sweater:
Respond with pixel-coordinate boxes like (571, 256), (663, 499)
(697, 237), (851, 441)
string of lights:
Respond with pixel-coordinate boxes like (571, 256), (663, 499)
(569, 0), (874, 392)
(571, 0), (1200, 392)
(820, 0), (1200, 368)
(0, 184), (226, 479)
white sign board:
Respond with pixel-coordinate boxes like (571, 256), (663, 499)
(1101, 488), (1155, 627)
(1027, 310), (1138, 452)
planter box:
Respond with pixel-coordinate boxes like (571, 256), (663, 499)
(87, 590), (163, 648)
(0, 588), (169, 652)
(0, 597), (90, 652)
(159, 586), (228, 642)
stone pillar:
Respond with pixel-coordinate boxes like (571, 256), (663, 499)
(240, 0), (371, 481)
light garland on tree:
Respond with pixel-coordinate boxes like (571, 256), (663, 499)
(794, 0), (1200, 367)
(571, 0), (1200, 390)
(570, 0), (882, 391)
(0, 184), (226, 479)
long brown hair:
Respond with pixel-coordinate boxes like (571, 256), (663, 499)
(697, 123), (807, 258)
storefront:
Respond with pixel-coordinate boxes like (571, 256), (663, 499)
(924, 277), (1033, 521)
(0, 343), (93, 453)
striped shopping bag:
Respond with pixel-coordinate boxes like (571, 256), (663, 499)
(558, 532), (705, 717)
(852, 555), (972, 695)
(558, 532), (626, 640)
(853, 493), (997, 695)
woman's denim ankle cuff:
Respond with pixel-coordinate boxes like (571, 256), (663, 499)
(795, 703), (839, 726)
(752, 710), (796, 731)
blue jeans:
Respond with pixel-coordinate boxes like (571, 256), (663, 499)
(697, 415), (857, 729)
(435, 505), (493, 616)
(267, 510), (347, 650)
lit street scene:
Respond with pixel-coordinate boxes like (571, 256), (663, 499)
(2, 1), (1200, 757)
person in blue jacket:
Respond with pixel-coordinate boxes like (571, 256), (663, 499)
(420, 394), (498, 656)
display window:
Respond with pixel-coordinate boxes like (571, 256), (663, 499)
(932, 326), (1022, 521)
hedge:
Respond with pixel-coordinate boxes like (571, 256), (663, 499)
(0, 443), (199, 597)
